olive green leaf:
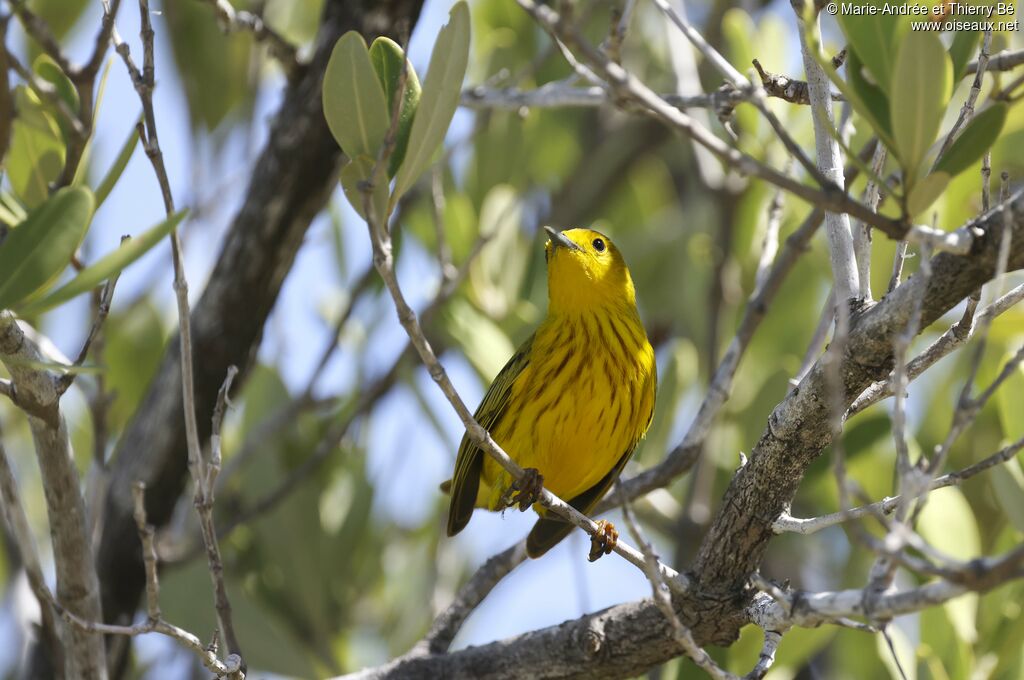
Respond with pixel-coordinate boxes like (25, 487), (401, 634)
(0, 187), (94, 310)
(890, 31), (951, 186)
(996, 349), (1024, 442)
(935, 104), (1008, 178)
(323, 31), (389, 160)
(7, 87), (65, 208)
(837, 0), (908, 93)
(34, 54), (79, 143)
(950, 29), (981, 84)
(20, 210), (186, 315)
(390, 1), (470, 211)
(72, 58), (114, 188)
(991, 458), (1024, 534)
(369, 37), (422, 178)
(846, 49), (893, 143)
(906, 171), (950, 218)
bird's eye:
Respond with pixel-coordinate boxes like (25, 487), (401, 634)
(592, 238), (605, 252)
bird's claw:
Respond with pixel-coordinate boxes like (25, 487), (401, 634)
(588, 520), (619, 562)
(510, 468), (544, 512)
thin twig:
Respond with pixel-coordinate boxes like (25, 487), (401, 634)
(7, 0), (73, 73)
(459, 81), (834, 111)
(49, 594), (242, 676)
(108, 0), (245, 670)
(754, 184), (786, 293)
(57, 251), (123, 395)
(744, 630), (782, 680)
(430, 166), (457, 282)
(966, 47), (1024, 74)
(77, 0), (122, 81)
(764, 542), (1024, 629)
(934, 29), (993, 168)
(891, 242), (933, 481)
(855, 145), (886, 300)
(196, 367), (243, 665)
(887, 242), (908, 293)
(201, 0), (301, 77)
(620, 497), (736, 680)
(982, 153), (993, 211)
(602, 0), (638, 64)
(650, 0), (746, 88)
(752, 58), (843, 106)
(850, 282), (1023, 415)
(132, 482), (161, 621)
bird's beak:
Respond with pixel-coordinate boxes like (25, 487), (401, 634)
(544, 226), (583, 252)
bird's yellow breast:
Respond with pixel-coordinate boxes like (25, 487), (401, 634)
(476, 308), (656, 510)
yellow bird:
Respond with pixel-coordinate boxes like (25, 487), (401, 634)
(445, 227), (657, 559)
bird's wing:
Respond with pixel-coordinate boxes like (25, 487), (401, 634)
(526, 361), (657, 558)
(446, 332), (535, 537)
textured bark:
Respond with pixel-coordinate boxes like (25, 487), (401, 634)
(346, 193), (1024, 679)
(91, 0), (424, 671)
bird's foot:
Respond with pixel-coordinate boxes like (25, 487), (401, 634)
(508, 468), (544, 512)
(588, 520), (619, 562)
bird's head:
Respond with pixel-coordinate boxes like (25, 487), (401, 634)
(543, 227), (637, 314)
